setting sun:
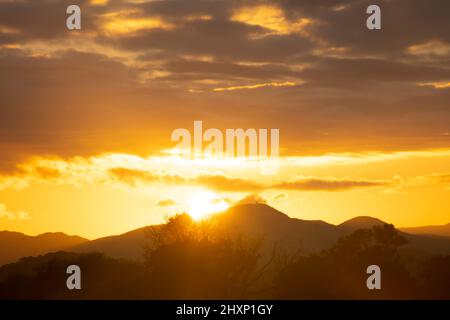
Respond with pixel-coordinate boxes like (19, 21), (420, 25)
(188, 191), (229, 220)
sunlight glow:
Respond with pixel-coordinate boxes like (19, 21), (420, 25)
(188, 191), (229, 220)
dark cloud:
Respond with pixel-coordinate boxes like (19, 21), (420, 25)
(0, 49), (147, 172)
(108, 19), (313, 62)
(0, 0), (98, 42)
(162, 59), (297, 81)
(278, 0), (450, 56)
(299, 57), (450, 88)
(0, 0), (449, 172)
(137, 0), (232, 20)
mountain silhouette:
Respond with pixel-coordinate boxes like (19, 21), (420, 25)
(0, 231), (88, 266)
(71, 227), (151, 261)
(339, 216), (387, 230)
(2, 204), (450, 266)
(69, 204), (450, 261)
(400, 223), (450, 238)
(212, 204), (344, 254)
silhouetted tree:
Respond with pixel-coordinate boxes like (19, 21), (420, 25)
(273, 224), (417, 299)
(419, 255), (450, 299)
(0, 252), (151, 299)
(143, 214), (269, 299)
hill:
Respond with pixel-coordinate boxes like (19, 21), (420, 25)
(71, 227), (151, 261)
(0, 231), (88, 266)
(339, 216), (387, 229)
(400, 224), (450, 238)
(69, 204), (450, 261)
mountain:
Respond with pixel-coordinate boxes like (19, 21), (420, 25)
(70, 204), (344, 260)
(71, 227), (151, 261)
(0, 231), (88, 266)
(400, 224), (450, 238)
(213, 204), (344, 253)
(2, 204), (450, 266)
(216, 205), (450, 256)
(338, 216), (450, 256)
(69, 204), (450, 260)
(339, 216), (386, 230)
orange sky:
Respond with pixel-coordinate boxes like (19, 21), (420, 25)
(0, 0), (449, 238)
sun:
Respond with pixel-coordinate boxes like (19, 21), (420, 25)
(188, 191), (229, 220)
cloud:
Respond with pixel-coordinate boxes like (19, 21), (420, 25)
(109, 167), (160, 186)
(407, 40), (450, 58)
(273, 193), (287, 201)
(1, 0), (450, 171)
(107, 166), (387, 192)
(271, 177), (389, 191)
(231, 4), (312, 36)
(100, 10), (175, 35)
(3, 153), (450, 197)
(235, 194), (267, 205)
(108, 168), (263, 192)
(0, 203), (29, 220)
(298, 57), (450, 88)
(418, 82), (450, 89)
(33, 166), (62, 180)
(213, 81), (296, 92)
(277, 0), (450, 57)
(381, 172), (450, 193)
(155, 198), (176, 207)
(409, 173), (450, 186)
(193, 174), (264, 192)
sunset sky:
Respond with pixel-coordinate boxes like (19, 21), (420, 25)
(0, 0), (449, 239)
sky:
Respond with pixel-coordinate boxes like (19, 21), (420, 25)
(0, 0), (449, 239)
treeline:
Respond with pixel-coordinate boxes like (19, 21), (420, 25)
(0, 214), (449, 299)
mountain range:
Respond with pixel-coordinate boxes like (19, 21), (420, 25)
(0, 231), (87, 266)
(1, 204), (450, 266)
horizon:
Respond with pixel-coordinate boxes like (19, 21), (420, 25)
(1, 202), (449, 240)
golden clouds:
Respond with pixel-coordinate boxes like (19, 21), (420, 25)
(2, 149), (450, 191)
(0, 203), (29, 220)
(184, 15), (213, 22)
(107, 167), (389, 192)
(418, 81), (450, 89)
(407, 40), (450, 57)
(4, 151), (450, 194)
(231, 5), (311, 35)
(90, 0), (109, 6)
(101, 10), (174, 35)
(213, 81), (296, 92)
(0, 26), (21, 34)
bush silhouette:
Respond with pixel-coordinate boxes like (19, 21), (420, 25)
(273, 224), (417, 299)
(143, 214), (265, 299)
